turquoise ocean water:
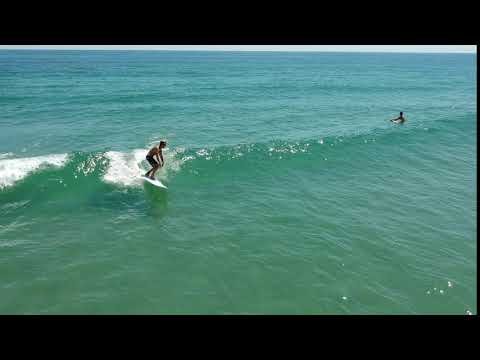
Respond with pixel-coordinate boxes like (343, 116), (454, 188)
(0, 50), (476, 314)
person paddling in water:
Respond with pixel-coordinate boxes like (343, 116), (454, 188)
(390, 112), (406, 124)
(144, 141), (166, 180)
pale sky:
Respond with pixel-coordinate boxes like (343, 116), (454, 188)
(0, 45), (476, 53)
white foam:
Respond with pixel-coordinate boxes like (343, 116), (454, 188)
(76, 153), (106, 176)
(196, 149), (209, 157)
(103, 147), (187, 187)
(103, 150), (145, 187)
(0, 152), (14, 160)
(162, 148), (186, 175)
(182, 155), (195, 162)
(0, 154), (68, 189)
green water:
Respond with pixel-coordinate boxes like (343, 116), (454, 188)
(0, 50), (476, 314)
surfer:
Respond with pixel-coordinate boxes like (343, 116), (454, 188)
(390, 112), (406, 124)
(144, 141), (166, 180)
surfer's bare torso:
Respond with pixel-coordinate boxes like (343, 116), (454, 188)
(147, 147), (161, 157)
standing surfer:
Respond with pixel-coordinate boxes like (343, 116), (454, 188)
(144, 141), (166, 180)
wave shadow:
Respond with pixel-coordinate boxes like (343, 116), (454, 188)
(143, 182), (169, 219)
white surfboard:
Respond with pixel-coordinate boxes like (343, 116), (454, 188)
(141, 176), (167, 189)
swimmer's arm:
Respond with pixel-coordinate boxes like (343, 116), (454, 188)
(159, 150), (164, 166)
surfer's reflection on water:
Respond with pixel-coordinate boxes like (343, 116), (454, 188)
(144, 183), (168, 219)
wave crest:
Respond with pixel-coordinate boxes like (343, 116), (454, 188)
(0, 154), (68, 189)
(103, 147), (187, 187)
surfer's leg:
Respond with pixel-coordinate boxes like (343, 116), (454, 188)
(145, 156), (157, 177)
(150, 164), (161, 179)
(145, 165), (154, 177)
(149, 165), (157, 179)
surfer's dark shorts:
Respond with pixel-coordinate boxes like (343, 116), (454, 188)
(146, 155), (158, 167)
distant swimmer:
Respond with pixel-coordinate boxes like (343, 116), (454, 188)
(390, 112), (406, 124)
(144, 140), (166, 180)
